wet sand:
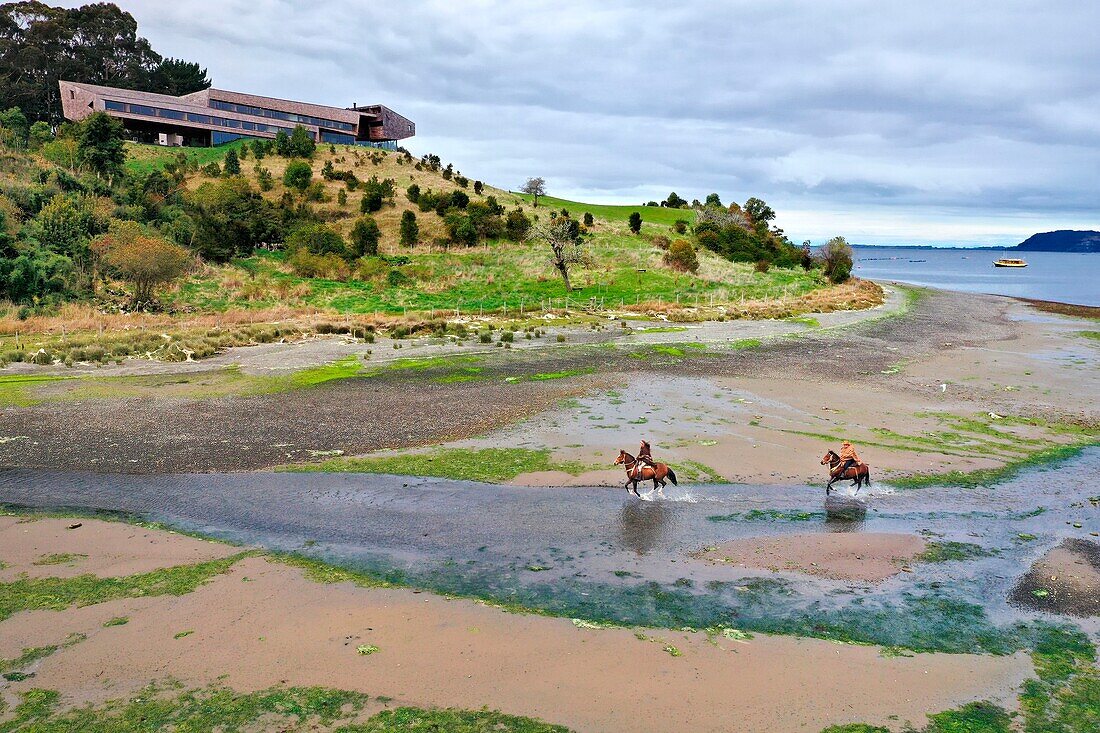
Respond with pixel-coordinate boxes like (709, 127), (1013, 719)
(694, 532), (928, 582)
(1009, 539), (1100, 617)
(9, 287), (1098, 482)
(1, 518), (1031, 733)
(0, 516), (238, 581)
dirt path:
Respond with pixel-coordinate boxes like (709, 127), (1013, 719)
(0, 518), (1031, 733)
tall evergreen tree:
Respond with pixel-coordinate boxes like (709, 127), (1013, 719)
(0, 2), (210, 123)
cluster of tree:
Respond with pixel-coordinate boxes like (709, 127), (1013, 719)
(691, 196), (809, 271)
(0, 2), (210, 124)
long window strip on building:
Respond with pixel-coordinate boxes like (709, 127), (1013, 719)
(104, 100), (293, 135)
(209, 100), (354, 131)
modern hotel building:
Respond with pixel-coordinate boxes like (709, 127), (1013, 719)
(59, 81), (414, 149)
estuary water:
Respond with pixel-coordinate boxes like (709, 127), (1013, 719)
(853, 247), (1099, 306)
(2, 448), (1098, 649)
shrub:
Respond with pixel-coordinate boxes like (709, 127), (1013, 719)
(449, 190), (469, 210)
(255, 166), (273, 191)
(754, 259), (771, 273)
(628, 211), (642, 234)
(820, 235), (854, 283)
(304, 181), (327, 202)
(283, 160), (313, 191)
(186, 177), (282, 262)
(222, 148), (240, 175)
(336, 189), (347, 206)
(651, 235), (671, 250)
(583, 212), (594, 227)
(665, 239), (699, 273)
(473, 180), (483, 195)
(288, 248), (348, 279)
(360, 189), (382, 212)
(673, 219), (688, 234)
(286, 125), (316, 158)
(349, 216), (380, 258)
(399, 210), (419, 247)
(94, 232), (193, 306)
(406, 183), (420, 203)
(505, 209), (531, 240)
(287, 223), (346, 257)
(201, 162), (220, 177)
(386, 268), (410, 287)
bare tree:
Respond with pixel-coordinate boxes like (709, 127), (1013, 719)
(531, 218), (584, 291)
(521, 176), (547, 207)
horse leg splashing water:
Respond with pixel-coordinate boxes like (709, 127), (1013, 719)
(615, 450), (678, 497)
(820, 450), (871, 494)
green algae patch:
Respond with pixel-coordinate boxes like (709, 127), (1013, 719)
(0, 373), (69, 408)
(284, 355), (366, 389)
(271, 553), (393, 589)
(32, 552), (87, 566)
(281, 447), (600, 484)
(708, 509), (822, 523)
(917, 541), (996, 563)
(0, 683), (372, 732)
(0, 552), (252, 621)
(892, 442), (1097, 489)
(0, 682), (575, 732)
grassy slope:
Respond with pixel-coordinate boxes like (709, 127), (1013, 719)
(512, 193), (693, 227)
(124, 142), (827, 316)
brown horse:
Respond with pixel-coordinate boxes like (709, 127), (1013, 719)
(615, 450), (678, 496)
(821, 449), (871, 494)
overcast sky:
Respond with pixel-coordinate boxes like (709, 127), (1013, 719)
(99, 1), (1097, 245)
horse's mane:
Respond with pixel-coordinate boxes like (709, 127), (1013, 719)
(826, 449), (839, 459)
(621, 451), (636, 461)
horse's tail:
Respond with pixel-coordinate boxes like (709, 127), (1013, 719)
(666, 467), (678, 486)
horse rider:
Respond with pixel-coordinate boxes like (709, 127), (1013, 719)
(837, 439), (862, 477)
(638, 440), (657, 468)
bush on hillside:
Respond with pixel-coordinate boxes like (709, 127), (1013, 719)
(505, 209), (531, 241)
(283, 160), (312, 191)
(93, 229), (193, 306)
(288, 248), (348, 279)
(665, 239), (699, 273)
(628, 211), (642, 234)
(287, 223), (346, 258)
(186, 177), (283, 262)
(399, 210), (419, 247)
(350, 216), (381, 258)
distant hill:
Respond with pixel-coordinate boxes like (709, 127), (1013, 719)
(1015, 230), (1100, 253)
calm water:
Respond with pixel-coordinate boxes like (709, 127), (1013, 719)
(853, 247), (1100, 306)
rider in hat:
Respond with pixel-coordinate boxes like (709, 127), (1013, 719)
(638, 439), (657, 468)
(837, 440), (862, 477)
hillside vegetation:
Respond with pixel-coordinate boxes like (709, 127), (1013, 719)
(0, 108), (873, 365)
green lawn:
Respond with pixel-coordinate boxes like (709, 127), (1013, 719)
(512, 193), (694, 227)
(123, 139), (248, 175)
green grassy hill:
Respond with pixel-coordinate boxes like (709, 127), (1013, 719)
(511, 193), (693, 227)
(124, 142), (830, 318)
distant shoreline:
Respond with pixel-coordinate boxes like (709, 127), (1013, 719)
(852, 244), (1097, 251)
